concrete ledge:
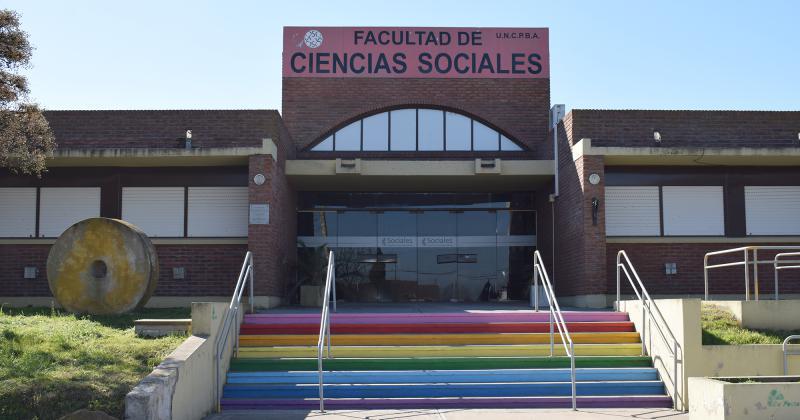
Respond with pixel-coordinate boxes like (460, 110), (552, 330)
(125, 302), (240, 420)
(607, 236), (800, 244)
(134, 318), (192, 337)
(689, 376), (800, 420)
(573, 138), (800, 166)
(47, 138), (277, 167)
(709, 300), (800, 330)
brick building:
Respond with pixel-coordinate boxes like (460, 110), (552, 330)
(2, 27), (799, 308)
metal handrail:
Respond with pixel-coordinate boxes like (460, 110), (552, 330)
(214, 251), (254, 412)
(616, 250), (681, 410)
(704, 246), (800, 301)
(532, 250), (576, 410)
(774, 252), (800, 301)
(783, 335), (800, 375)
(317, 251), (336, 412)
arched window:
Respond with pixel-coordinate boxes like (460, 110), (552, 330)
(309, 108), (524, 152)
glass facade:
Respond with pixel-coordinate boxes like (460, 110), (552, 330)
(310, 108), (525, 152)
(296, 193), (536, 303)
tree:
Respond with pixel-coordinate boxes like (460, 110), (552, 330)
(0, 9), (55, 176)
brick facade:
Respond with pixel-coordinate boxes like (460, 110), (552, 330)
(606, 242), (800, 297)
(44, 110), (283, 149)
(282, 77), (551, 157)
(569, 109), (800, 148)
(247, 154), (297, 300)
(0, 244), (248, 298)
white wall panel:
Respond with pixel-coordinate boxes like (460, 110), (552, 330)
(745, 186), (800, 235)
(122, 187), (184, 237)
(39, 187), (101, 237)
(662, 186), (724, 236)
(0, 188), (37, 237)
(605, 186), (661, 236)
(187, 187), (248, 237)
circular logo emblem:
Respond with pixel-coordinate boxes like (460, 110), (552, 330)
(304, 30), (323, 49)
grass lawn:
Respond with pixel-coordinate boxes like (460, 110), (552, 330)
(701, 303), (800, 345)
(0, 306), (189, 420)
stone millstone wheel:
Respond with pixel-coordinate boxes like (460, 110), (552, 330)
(47, 218), (159, 314)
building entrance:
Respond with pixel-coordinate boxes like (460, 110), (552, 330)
(296, 193), (536, 303)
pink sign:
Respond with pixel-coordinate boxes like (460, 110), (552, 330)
(283, 27), (549, 79)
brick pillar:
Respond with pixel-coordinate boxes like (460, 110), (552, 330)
(248, 154), (296, 308)
(553, 132), (608, 307)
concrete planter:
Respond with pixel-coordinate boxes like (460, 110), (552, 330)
(689, 376), (800, 420)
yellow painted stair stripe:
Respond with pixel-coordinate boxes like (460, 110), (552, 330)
(236, 344), (643, 358)
(239, 332), (641, 346)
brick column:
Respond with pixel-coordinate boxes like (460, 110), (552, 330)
(248, 154), (296, 308)
(553, 131), (608, 307)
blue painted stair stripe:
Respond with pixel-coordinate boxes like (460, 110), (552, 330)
(222, 381), (666, 399)
(226, 368), (659, 384)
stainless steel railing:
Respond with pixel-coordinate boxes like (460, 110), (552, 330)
(783, 335), (800, 375)
(704, 246), (800, 301)
(774, 252), (800, 301)
(317, 250), (336, 412)
(616, 250), (681, 410)
(214, 251), (254, 411)
(532, 250), (576, 410)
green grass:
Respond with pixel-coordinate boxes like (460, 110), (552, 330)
(701, 304), (800, 345)
(0, 306), (189, 420)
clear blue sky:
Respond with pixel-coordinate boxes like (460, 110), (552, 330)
(6, 0), (799, 112)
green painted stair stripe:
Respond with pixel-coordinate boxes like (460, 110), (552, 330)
(229, 356), (653, 372)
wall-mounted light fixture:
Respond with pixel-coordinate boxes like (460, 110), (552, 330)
(185, 129), (192, 149)
(591, 197), (600, 226)
(653, 130), (662, 143)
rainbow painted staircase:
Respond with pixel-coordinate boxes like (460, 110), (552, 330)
(220, 310), (673, 410)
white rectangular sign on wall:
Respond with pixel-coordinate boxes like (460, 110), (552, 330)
(249, 204), (270, 225)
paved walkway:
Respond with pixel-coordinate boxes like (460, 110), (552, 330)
(206, 408), (688, 419)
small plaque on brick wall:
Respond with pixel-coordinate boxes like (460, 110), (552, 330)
(249, 204), (269, 225)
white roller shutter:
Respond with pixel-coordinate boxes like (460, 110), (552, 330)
(605, 186), (661, 236)
(745, 186), (800, 235)
(187, 187), (248, 237)
(0, 188), (37, 237)
(39, 187), (101, 237)
(122, 187), (185, 237)
(662, 186), (724, 236)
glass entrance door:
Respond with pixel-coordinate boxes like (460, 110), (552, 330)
(417, 211), (458, 302)
(295, 192), (537, 304)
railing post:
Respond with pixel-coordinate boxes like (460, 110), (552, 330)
(775, 256), (780, 301)
(753, 248), (759, 301)
(570, 341), (576, 411)
(641, 304), (646, 356)
(704, 254), (709, 300)
(249, 258), (255, 313)
(673, 341), (678, 410)
(332, 253), (337, 313)
(616, 253), (621, 311)
(549, 307), (554, 357)
(744, 249), (750, 301)
(533, 264), (539, 311)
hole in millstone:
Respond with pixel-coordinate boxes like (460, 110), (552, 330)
(91, 260), (108, 279)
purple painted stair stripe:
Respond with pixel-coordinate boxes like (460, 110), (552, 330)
(244, 312), (629, 325)
(220, 396), (673, 410)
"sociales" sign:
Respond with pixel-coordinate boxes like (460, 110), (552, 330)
(283, 27), (549, 79)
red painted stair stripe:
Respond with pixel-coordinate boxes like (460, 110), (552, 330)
(239, 321), (636, 335)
